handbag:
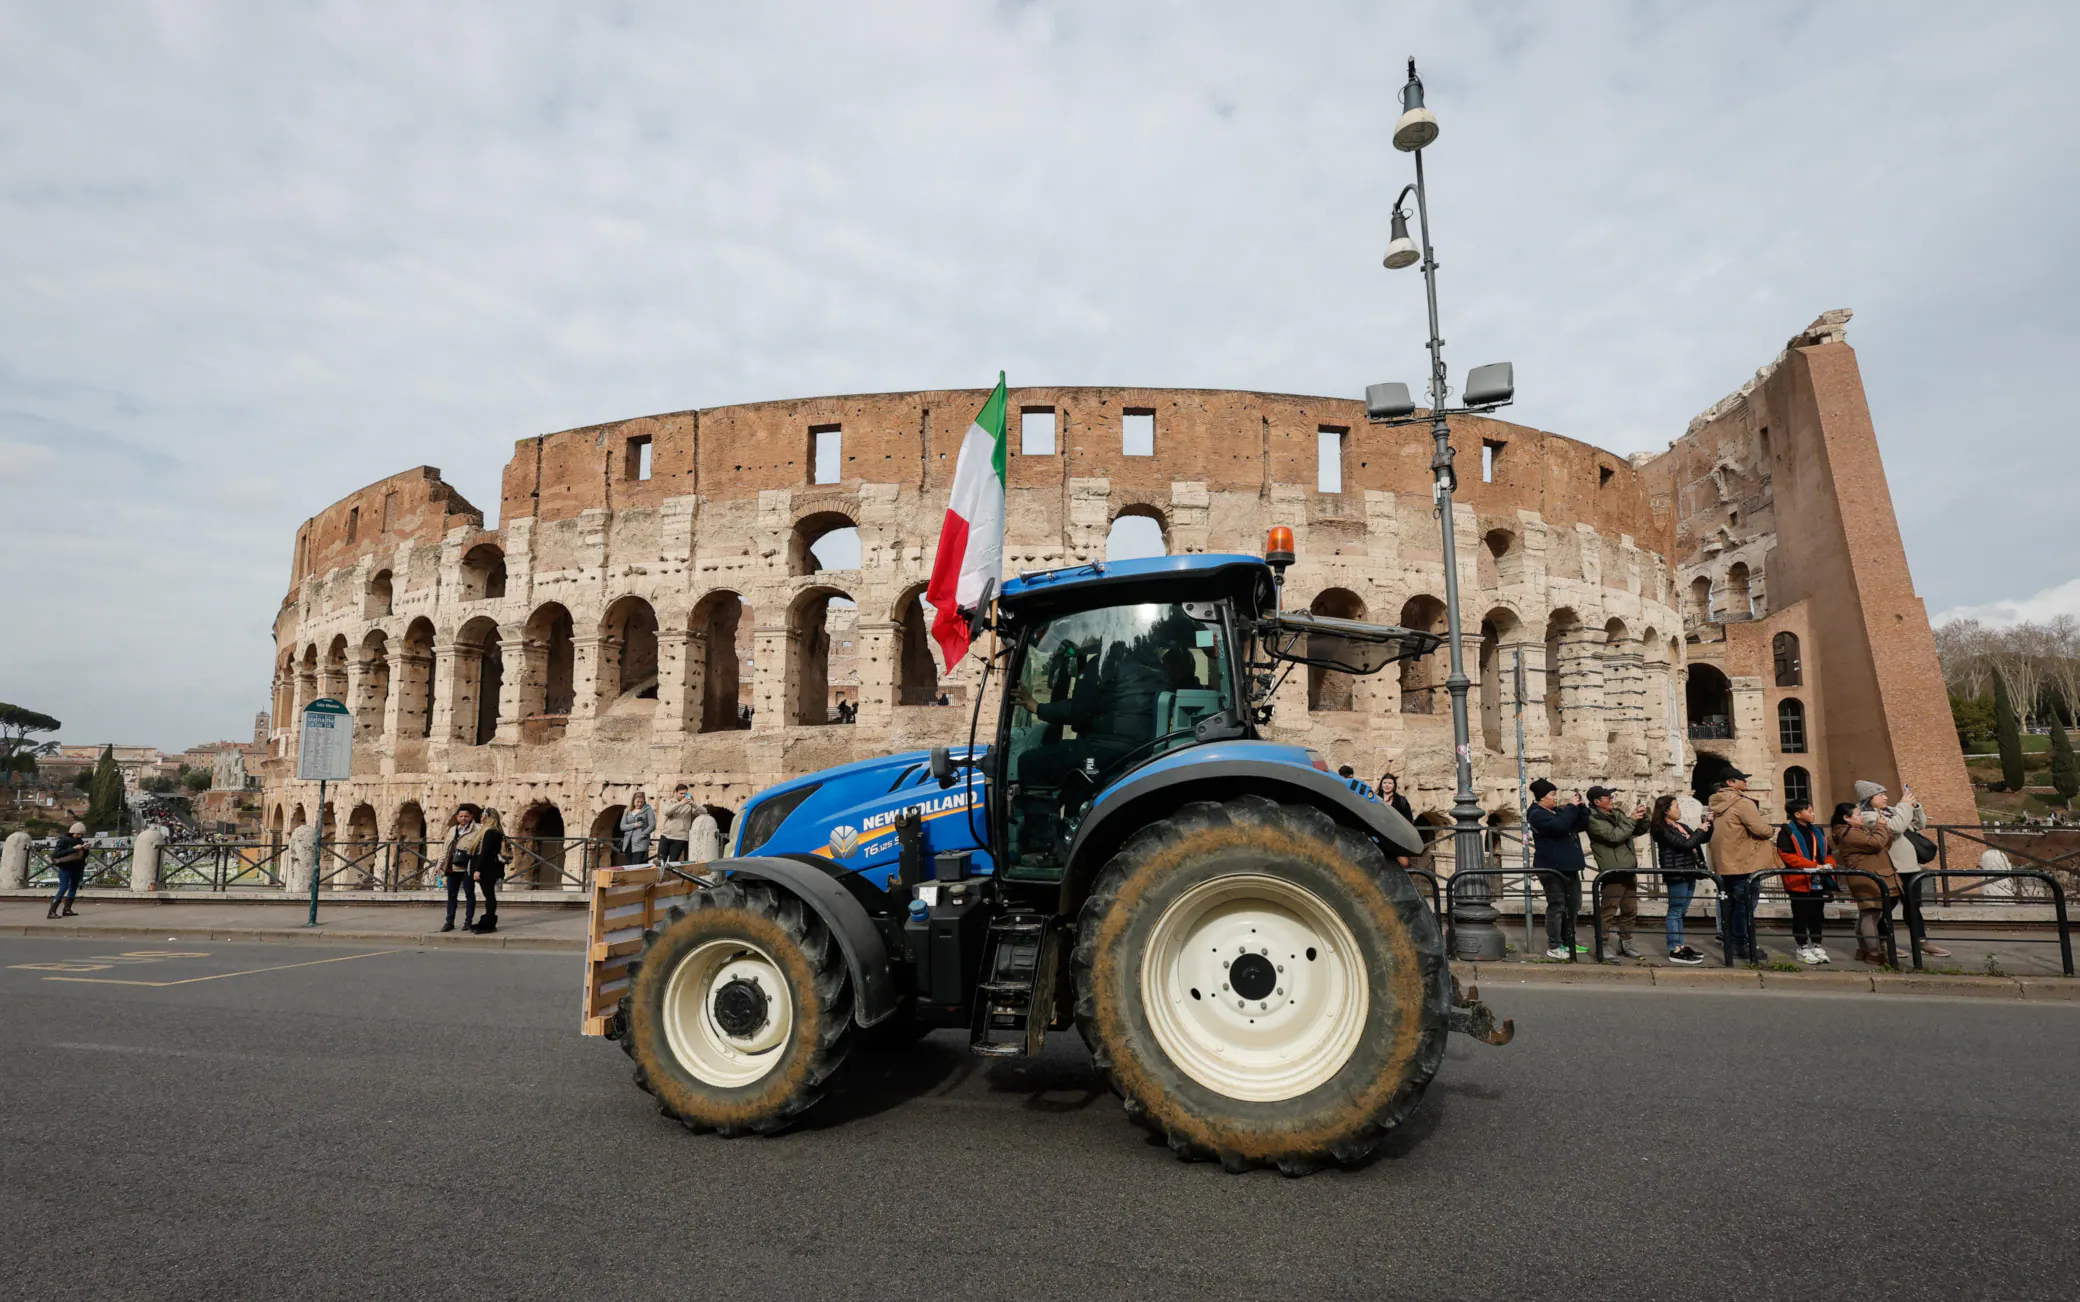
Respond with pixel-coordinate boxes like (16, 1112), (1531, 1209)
(1904, 828), (1938, 865)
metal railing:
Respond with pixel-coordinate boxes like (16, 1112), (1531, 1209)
(1445, 867), (1583, 962)
(27, 843), (133, 888)
(1710, 866), (1900, 970)
(1905, 869), (2072, 976)
(158, 841), (285, 890)
(1588, 866), (1732, 967)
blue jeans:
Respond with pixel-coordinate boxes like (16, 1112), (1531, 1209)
(1664, 878), (1696, 950)
(53, 864), (84, 907)
(444, 871), (476, 928)
(1721, 873), (1762, 957)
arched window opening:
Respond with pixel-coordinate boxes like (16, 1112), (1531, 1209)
(452, 616), (504, 745)
(461, 544), (506, 601)
(591, 804), (629, 867)
(1479, 529), (1515, 591)
(1604, 617), (1628, 646)
(393, 801), (426, 845)
(1778, 698), (1807, 753)
(599, 596), (660, 708)
(347, 802), (379, 845)
(895, 586), (943, 706)
(790, 512), (860, 577)
(1105, 508), (1168, 561)
(1773, 631), (1803, 687)
(356, 630), (390, 739)
(1689, 575), (1714, 625)
(367, 569), (393, 618)
(692, 591), (752, 732)
(399, 618), (436, 740)
(1399, 596), (1448, 715)
(1543, 609), (1580, 737)
(1686, 664), (1734, 739)
(523, 603), (576, 717)
(1478, 609), (1521, 754)
(1782, 765), (1812, 808)
(791, 588), (855, 725)
(273, 652), (295, 738)
(291, 804), (307, 833)
(324, 635), (350, 702)
(268, 804), (285, 851)
(518, 802), (567, 887)
(1724, 563), (1753, 621)
(1307, 589), (1366, 711)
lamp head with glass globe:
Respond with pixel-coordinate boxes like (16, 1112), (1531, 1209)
(1391, 58), (1438, 152)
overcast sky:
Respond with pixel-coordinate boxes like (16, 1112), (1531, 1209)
(3, 1), (2075, 749)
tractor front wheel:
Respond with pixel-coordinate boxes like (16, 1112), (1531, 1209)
(615, 880), (856, 1136)
(1073, 796), (1448, 1174)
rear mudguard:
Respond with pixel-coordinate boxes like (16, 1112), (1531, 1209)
(713, 856), (899, 1029)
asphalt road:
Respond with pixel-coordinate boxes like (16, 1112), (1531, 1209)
(3, 936), (2075, 1302)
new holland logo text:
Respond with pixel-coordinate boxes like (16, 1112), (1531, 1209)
(828, 824), (860, 857)
(861, 788), (971, 833)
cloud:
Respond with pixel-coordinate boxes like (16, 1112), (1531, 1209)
(0, 1), (2074, 747)
(1937, 579), (2080, 629)
(0, 440), (57, 475)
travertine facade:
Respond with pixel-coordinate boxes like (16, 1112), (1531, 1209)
(258, 313), (1972, 873)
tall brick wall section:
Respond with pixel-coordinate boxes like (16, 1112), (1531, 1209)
(1638, 316), (1974, 824)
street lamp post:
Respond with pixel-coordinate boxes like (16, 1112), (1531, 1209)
(1367, 59), (1515, 956)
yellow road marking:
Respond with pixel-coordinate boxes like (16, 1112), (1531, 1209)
(41, 950), (399, 987)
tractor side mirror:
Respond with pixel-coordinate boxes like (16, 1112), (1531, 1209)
(929, 746), (956, 789)
(966, 578), (997, 642)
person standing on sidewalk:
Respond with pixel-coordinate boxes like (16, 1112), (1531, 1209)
(1649, 795), (1712, 965)
(1854, 780), (1950, 958)
(1775, 798), (1835, 965)
(657, 784), (697, 866)
(1834, 799), (1900, 966)
(1707, 769), (1776, 963)
(1527, 779), (1591, 959)
(438, 804), (483, 934)
(469, 809), (507, 935)
(618, 791), (655, 866)
(1586, 787), (1649, 960)
(46, 822), (89, 919)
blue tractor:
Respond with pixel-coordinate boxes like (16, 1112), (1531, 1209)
(607, 545), (1511, 1173)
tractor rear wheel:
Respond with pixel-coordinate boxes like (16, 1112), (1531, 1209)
(1072, 795), (1448, 1174)
(615, 880), (856, 1136)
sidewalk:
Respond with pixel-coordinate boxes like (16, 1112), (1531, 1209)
(0, 898), (588, 950)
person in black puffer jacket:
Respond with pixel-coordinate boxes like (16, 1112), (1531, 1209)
(470, 809), (507, 934)
(1649, 794), (1713, 965)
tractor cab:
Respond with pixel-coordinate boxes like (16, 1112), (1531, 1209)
(990, 551), (1439, 883)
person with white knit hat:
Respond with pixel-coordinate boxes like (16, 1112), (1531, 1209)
(46, 821), (89, 919)
(1855, 779), (1948, 958)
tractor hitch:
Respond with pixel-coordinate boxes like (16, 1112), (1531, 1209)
(1447, 975), (1514, 1046)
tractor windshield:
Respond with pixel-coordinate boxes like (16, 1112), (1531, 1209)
(1001, 601), (1234, 879)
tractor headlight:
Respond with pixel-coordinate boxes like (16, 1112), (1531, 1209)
(736, 783), (822, 856)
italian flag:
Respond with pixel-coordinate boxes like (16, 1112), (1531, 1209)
(927, 374), (1008, 669)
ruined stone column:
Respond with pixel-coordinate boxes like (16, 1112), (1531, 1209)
(653, 627), (693, 741)
(569, 634), (607, 725)
(1, 831), (28, 891)
(131, 826), (164, 893)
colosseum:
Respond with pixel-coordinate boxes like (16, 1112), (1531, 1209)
(260, 310), (1974, 882)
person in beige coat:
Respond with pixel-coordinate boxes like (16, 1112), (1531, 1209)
(1834, 800), (1899, 965)
(1706, 769), (1777, 962)
(1853, 780), (1949, 957)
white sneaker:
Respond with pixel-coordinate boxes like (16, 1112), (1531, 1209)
(1810, 946), (1831, 964)
(1798, 945), (1822, 965)
(1546, 946), (1570, 960)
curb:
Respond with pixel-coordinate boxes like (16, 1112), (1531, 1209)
(3, 921), (582, 952)
(1453, 960), (2074, 999)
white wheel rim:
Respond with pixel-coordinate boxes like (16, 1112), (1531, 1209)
(661, 938), (793, 1088)
(1140, 873), (1369, 1102)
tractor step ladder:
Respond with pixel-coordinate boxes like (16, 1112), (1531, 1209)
(969, 912), (1059, 1058)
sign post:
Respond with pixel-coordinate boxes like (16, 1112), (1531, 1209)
(297, 698), (353, 926)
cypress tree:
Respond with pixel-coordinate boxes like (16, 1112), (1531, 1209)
(1994, 676), (2027, 793)
(85, 744), (125, 833)
(2050, 721), (2079, 808)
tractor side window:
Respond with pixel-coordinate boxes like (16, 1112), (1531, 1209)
(1002, 602), (1231, 879)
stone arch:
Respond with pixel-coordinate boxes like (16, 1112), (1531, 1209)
(347, 802), (379, 844)
(790, 510), (861, 577)
(1543, 607), (1581, 737)
(398, 618), (436, 740)
(449, 615), (505, 745)
(1688, 575), (1714, 625)
(517, 800), (568, 886)
(522, 602), (576, 717)
(599, 595), (660, 708)
(893, 583), (943, 706)
(392, 801), (427, 844)
(273, 650), (296, 735)
(461, 543), (507, 601)
(1479, 528), (1516, 591)
(1604, 616), (1629, 645)
(268, 803), (285, 850)
(591, 804), (628, 865)
(1724, 563), (1753, 620)
(791, 585), (854, 725)
(1398, 595), (1448, 715)
(355, 629), (390, 739)
(291, 803), (307, 832)
(690, 590), (752, 732)
(366, 568), (393, 618)
(1478, 606), (1524, 753)
(324, 635), (349, 702)
(1105, 505), (1168, 560)
(1306, 588), (1366, 712)
(1686, 663), (1733, 739)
